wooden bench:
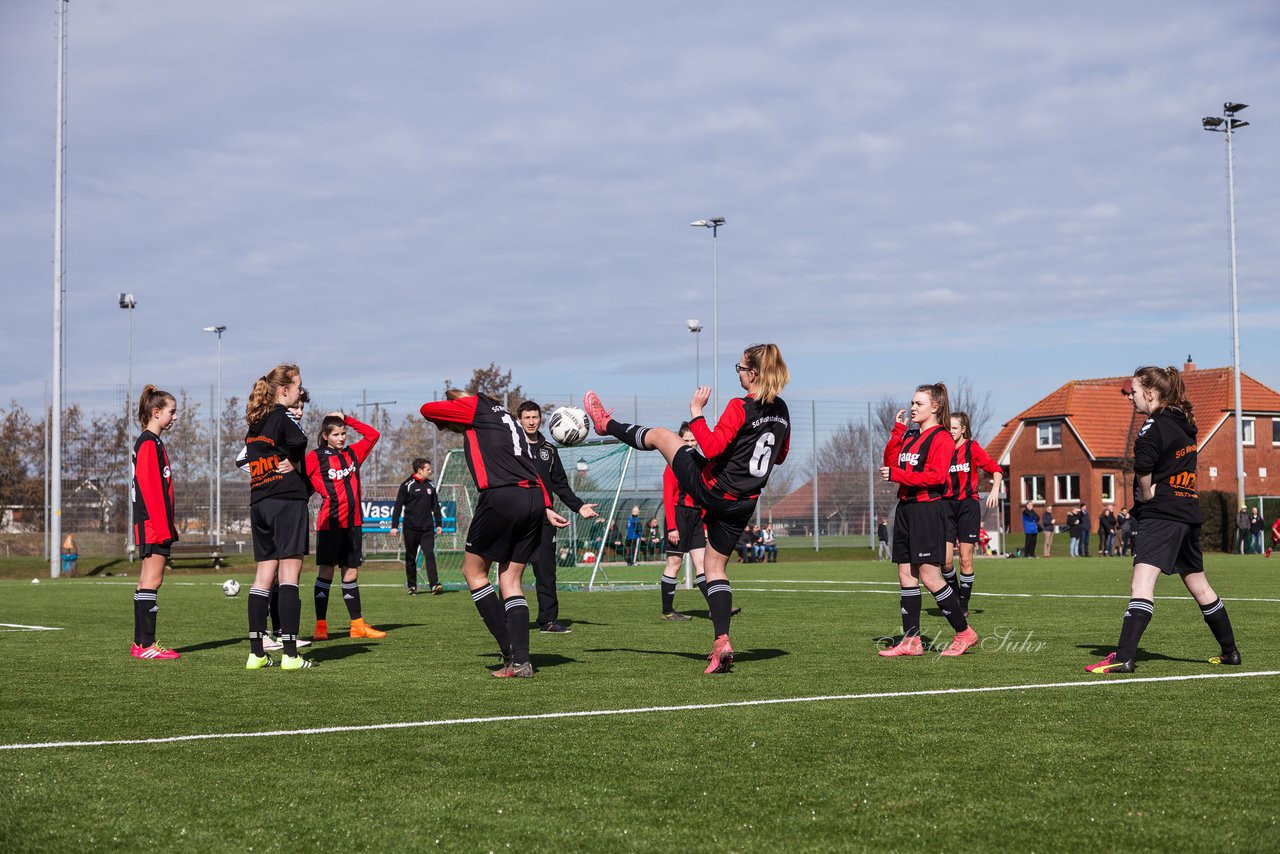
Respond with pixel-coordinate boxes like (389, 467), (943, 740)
(165, 542), (227, 569)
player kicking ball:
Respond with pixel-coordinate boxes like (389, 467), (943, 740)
(1086, 366), (1241, 674)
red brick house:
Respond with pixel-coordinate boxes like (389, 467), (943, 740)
(986, 361), (1280, 522)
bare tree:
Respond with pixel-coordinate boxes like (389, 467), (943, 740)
(949, 375), (995, 442)
(873, 394), (900, 436)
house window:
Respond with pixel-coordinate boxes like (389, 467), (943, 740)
(1242, 417), (1255, 446)
(1055, 474), (1080, 503)
(1100, 474), (1116, 502)
(1021, 475), (1046, 503)
(1036, 421), (1062, 449)
(1272, 418), (1279, 447)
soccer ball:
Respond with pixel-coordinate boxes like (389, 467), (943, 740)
(222, 579), (241, 597)
(548, 406), (589, 446)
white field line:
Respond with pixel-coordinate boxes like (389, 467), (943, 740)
(0, 623), (63, 631)
(3, 670), (1276, 753)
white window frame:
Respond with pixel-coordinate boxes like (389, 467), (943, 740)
(1021, 475), (1046, 504)
(1242, 416), (1255, 447)
(1036, 421), (1062, 449)
(1054, 473), (1080, 503)
(1100, 474), (1115, 503)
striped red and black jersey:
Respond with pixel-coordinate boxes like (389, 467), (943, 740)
(419, 394), (551, 506)
(663, 464), (698, 528)
(305, 415), (380, 530)
(883, 423), (953, 503)
(689, 394), (791, 500)
(132, 430), (178, 548)
(945, 438), (1003, 500)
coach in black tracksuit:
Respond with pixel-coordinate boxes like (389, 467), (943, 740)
(391, 458), (444, 594)
(518, 401), (598, 634)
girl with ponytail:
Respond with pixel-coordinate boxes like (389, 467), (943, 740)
(130, 385), (181, 660)
(1086, 365), (1240, 673)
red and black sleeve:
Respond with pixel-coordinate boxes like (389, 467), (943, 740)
(883, 422), (907, 467)
(970, 441), (1002, 475)
(136, 439), (174, 545)
(890, 426), (953, 488)
(689, 398), (746, 459)
(345, 415), (380, 465)
(663, 466), (680, 529)
(420, 396), (480, 429)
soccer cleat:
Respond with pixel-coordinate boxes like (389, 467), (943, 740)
(132, 642), (181, 660)
(1209, 649), (1242, 666)
(1085, 652), (1136, 674)
(281, 654), (318, 671)
(494, 660), (535, 678)
(313, 619), (329, 641)
(295, 637), (311, 649)
(350, 618), (387, 639)
(408, 586), (418, 596)
(661, 611), (693, 621)
(939, 626), (979, 657)
(431, 584), (444, 595)
(877, 635), (924, 657)
(539, 622), (572, 634)
(492, 657), (514, 678)
(245, 653), (276, 670)
(704, 634), (734, 674)
(262, 634), (284, 652)
(730, 606), (742, 617)
(582, 391), (614, 435)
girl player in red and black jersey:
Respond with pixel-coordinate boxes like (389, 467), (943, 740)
(659, 422), (706, 621)
(305, 412), (386, 643)
(941, 411), (1003, 616)
(419, 389), (570, 677)
(879, 383), (979, 657)
(130, 385), (181, 660)
(584, 343), (791, 674)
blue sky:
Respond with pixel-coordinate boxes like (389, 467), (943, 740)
(2, 2), (1278, 424)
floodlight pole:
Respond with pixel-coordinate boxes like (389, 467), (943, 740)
(50, 0), (68, 579)
(203, 326), (226, 544)
(1202, 102), (1249, 507)
(690, 218), (725, 415)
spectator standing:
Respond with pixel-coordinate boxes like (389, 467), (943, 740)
(1249, 507), (1265, 555)
(1098, 506), (1117, 556)
(761, 523), (778, 562)
(1040, 506), (1056, 557)
(877, 517), (891, 560)
(1021, 502), (1039, 558)
(1066, 507), (1082, 557)
(624, 506), (644, 565)
(1078, 505), (1092, 557)
(1117, 507), (1133, 556)
(1236, 506), (1251, 554)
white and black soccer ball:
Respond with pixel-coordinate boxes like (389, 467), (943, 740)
(222, 579), (241, 597)
(548, 406), (589, 446)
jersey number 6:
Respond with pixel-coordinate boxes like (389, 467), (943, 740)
(748, 433), (776, 477)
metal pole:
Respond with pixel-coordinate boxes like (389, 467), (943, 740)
(868, 401), (876, 550)
(695, 329), (700, 388)
(1225, 120), (1246, 508)
(812, 400), (819, 552)
(126, 306), (134, 561)
(44, 381), (50, 561)
(215, 331), (222, 545)
(50, 0), (67, 579)
(209, 384), (215, 541)
(712, 223), (719, 416)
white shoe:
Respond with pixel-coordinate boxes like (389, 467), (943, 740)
(262, 634), (284, 651)
(295, 637), (311, 649)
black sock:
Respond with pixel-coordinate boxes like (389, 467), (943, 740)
(314, 579), (331, 621)
(941, 566), (958, 596)
(248, 586), (270, 656)
(1115, 598), (1154, 663)
(706, 579), (733, 637)
(1200, 598), (1237, 654)
(504, 595), (531, 664)
(279, 583), (301, 657)
(900, 587), (922, 637)
(132, 589), (150, 645)
(341, 580), (362, 620)
(929, 585), (968, 631)
(695, 573), (709, 603)
(603, 418), (650, 450)
(958, 573), (974, 611)
(135, 588), (158, 646)
(268, 582), (281, 636)
(471, 584), (511, 657)
(660, 574), (678, 613)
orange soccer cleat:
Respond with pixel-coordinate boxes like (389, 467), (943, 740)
(350, 618), (387, 639)
(313, 619), (329, 641)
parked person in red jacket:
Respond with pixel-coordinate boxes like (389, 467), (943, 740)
(130, 385), (181, 660)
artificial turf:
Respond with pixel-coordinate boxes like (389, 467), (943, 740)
(1, 555), (1277, 852)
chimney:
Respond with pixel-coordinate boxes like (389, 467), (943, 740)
(1184, 354), (1196, 373)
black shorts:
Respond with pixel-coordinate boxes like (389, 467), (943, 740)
(316, 526), (363, 569)
(666, 505), (707, 556)
(1133, 517), (1203, 575)
(946, 498), (981, 544)
(138, 541), (172, 559)
(669, 447), (757, 556)
(466, 486), (544, 566)
(892, 501), (948, 565)
(250, 497), (310, 561)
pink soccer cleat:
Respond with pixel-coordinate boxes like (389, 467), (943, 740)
(939, 626), (978, 657)
(582, 391), (614, 436)
(704, 634), (734, 674)
(877, 635), (924, 657)
(132, 642), (181, 660)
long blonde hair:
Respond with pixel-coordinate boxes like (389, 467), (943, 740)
(245, 364), (299, 426)
(137, 384), (175, 429)
(916, 382), (951, 431)
(743, 343), (789, 404)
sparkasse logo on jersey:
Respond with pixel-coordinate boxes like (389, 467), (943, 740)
(899, 452), (920, 467)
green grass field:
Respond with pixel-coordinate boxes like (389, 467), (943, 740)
(2, 555), (1278, 852)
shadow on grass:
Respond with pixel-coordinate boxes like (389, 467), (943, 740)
(174, 636), (244, 653)
(366, 623), (426, 632)
(583, 646), (789, 664)
(87, 559), (125, 577)
(1075, 643), (1204, 664)
(472, 652), (580, 673)
(309, 642), (376, 662)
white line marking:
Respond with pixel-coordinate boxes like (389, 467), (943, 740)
(0, 622), (63, 631)
(3, 670), (1275, 752)
(730, 588), (1277, 603)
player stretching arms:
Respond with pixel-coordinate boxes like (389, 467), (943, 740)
(306, 412), (387, 642)
(419, 390), (570, 678)
(1086, 366), (1241, 673)
(878, 384), (979, 658)
(941, 412), (1003, 616)
(130, 385), (181, 660)
(659, 423), (707, 621)
(584, 343), (791, 674)
(243, 365), (315, 671)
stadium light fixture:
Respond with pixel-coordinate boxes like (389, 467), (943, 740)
(203, 325), (227, 545)
(119, 294), (137, 559)
(1201, 100), (1250, 507)
(689, 217), (725, 413)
